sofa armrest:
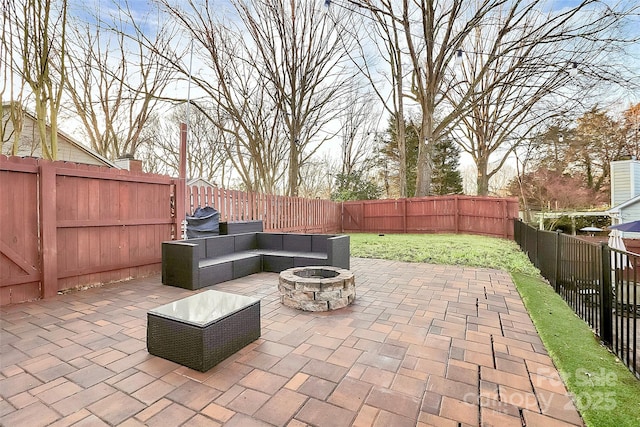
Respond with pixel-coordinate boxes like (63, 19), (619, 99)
(327, 235), (350, 269)
(162, 241), (199, 290)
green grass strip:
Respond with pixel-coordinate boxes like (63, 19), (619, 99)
(513, 273), (640, 427)
(349, 233), (640, 426)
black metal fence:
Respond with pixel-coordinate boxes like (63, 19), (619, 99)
(515, 220), (639, 378)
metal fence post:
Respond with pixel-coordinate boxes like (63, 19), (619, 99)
(554, 231), (561, 291)
(600, 243), (613, 345)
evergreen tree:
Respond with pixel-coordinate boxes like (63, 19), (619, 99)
(379, 115), (418, 197)
(380, 115), (462, 196)
(431, 139), (463, 195)
(330, 170), (382, 201)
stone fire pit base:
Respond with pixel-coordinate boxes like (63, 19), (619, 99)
(278, 266), (355, 312)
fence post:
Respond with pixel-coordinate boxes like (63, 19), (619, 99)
(554, 231), (561, 291)
(39, 161), (58, 298)
(455, 196), (460, 234)
(174, 180), (186, 240)
(403, 198), (407, 233)
(179, 123), (188, 237)
(535, 226), (540, 269)
(600, 242), (613, 345)
(502, 199), (508, 238)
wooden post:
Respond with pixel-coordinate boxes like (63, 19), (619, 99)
(503, 199), (508, 238)
(39, 161), (58, 298)
(249, 190), (255, 221)
(178, 123), (187, 238)
(454, 196), (460, 234)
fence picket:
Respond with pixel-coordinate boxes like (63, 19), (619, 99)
(514, 220), (638, 378)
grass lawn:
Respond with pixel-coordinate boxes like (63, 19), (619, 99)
(349, 233), (640, 427)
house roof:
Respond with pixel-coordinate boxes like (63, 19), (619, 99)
(607, 194), (640, 214)
(187, 178), (217, 187)
(2, 103), (119, 168)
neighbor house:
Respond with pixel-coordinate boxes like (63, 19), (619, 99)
(187, 178), (219, 214)
(608, 158), (640, 237)
(187, 178), (218, 190)
(1, 103), (117, 168)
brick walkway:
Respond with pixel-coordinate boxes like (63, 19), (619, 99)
(0, 258), (584, 426)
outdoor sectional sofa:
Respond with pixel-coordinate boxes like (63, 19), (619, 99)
(161, 231), (350, 290)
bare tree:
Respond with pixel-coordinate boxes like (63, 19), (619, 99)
(335, 1), (410, 196)
(65, 1), (176, 160)
(513, 122), (575, 221)
(1, 0), (25, 153)
(138, 104), (231, 185)
(158, 0), (357, 195)
(487, 163), (516, 197)
(298, 153), (336, 198)
(157, 0), (288, 193)
(448, 31), (565, 195)
(337, 90), (380, 176)
(234, 0), (358, 196)
(461, 163), (477, 195)
(623, 102), (640, 157)
(6, 0), (68, 160)
(447, 3), (639, 195)
(342, 0), (639, 196)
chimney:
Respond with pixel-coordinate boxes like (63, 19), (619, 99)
(115, 154), (143, 173)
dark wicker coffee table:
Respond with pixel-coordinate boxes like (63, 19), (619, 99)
(147, 290), (261, 372)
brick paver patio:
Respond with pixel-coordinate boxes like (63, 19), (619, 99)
(0, 258), (584, 426)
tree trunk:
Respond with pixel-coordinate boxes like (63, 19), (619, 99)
(288, 137), (299, 197)
(415, 111), (434, 197)
(34, 97), (54, 160)
(476, 156), (489, 196)
(396, 113), (407, 198)
(393, 31), (407, 198)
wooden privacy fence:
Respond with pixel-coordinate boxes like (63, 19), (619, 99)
(1, 155), (519, 305)
(187, 185), (341, 233)
(341, 195), (519, 238)
(0, 156), (340, 305)
(1, 155), (175, 305)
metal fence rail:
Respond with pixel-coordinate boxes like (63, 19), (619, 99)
(514, 220), (639, 378)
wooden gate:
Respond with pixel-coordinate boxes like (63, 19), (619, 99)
(342, 202), (364, 232)
(1, 156), (177, 305)
(1, 158), (41, 304)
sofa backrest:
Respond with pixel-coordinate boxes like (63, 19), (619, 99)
(220, 220), (264, 235)
(206, 235), (235, 258)
(234, 233), (258, 251)
(178, 232), (341, 259)
(257, 233), (283, 250)
(256, 233), (337, 253)
(283, 234), (312, 252)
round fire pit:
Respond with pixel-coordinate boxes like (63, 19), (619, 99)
(278, 266), (355, 312)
